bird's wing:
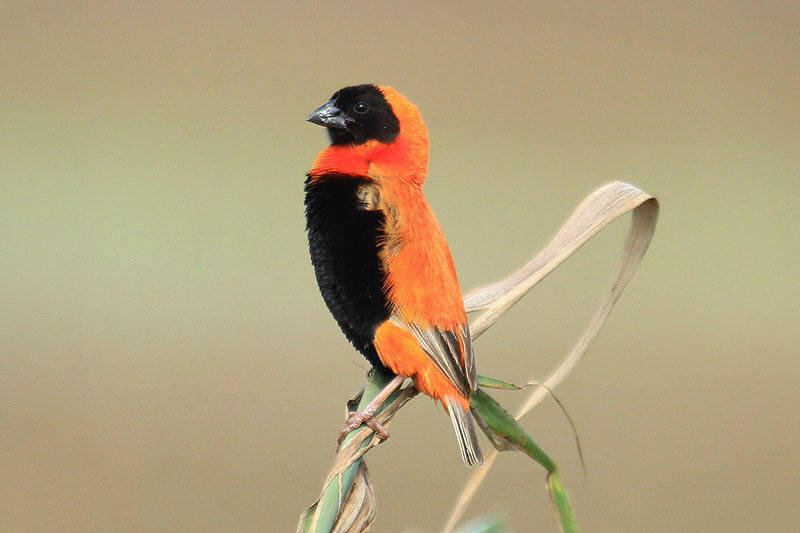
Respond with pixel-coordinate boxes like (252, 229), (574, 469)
(398, 317), (476, 397)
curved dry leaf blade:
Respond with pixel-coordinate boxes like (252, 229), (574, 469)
(464, 181), (658, 340)
(445, 182), (659, 532)
(515, 187), (658, 419)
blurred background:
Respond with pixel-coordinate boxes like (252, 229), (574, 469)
(2, 1), (798, 531)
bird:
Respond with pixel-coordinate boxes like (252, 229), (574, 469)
(304, 84), (483, 467)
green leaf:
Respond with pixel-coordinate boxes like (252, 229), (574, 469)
(476, 375), (522, 390)
(471, 388), (556, 473)
(548, 472), (578, 533)
(470, 388), (579, 532)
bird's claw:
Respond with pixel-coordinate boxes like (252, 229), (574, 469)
(338, 406), (390, 446)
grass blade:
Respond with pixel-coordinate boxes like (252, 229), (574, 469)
(476, 375), (522, 390)
(548, 472), (578, 533)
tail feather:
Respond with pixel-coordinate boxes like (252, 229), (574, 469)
(445, 397), (484, 467)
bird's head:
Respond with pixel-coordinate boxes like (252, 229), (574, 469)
(307, 84), (401, 146)
(307, 84), (429, 181)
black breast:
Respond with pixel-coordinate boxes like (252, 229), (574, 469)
(304, 173), (392, 374)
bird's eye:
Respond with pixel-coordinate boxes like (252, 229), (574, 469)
(353, 102), (369, 114)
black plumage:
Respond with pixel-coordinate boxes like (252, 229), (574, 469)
(304, 173), (392, 374)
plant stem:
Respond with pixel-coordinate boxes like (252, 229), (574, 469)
(312, 370), (393, 532)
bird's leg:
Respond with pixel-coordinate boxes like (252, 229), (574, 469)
(338, 375), (405, 446)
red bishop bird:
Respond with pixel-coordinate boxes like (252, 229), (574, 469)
(304, 84), (483, 466)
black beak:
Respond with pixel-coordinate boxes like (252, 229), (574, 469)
(306, 99), (349, 130)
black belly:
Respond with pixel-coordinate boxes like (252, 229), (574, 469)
(304, 173), (392, 374)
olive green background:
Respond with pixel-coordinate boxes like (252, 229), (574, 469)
(2, 2), (798, 531)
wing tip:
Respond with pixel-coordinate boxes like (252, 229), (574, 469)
(446, 397), (484, 467)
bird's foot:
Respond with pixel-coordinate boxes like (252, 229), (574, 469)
(337, 374), (405, 447)
(338, 404), (390, 446)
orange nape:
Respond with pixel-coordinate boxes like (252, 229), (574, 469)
(373, 320), (470, 411)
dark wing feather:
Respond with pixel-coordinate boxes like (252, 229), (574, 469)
(460, 324), (476, 391)
(400, 318), (476, 397)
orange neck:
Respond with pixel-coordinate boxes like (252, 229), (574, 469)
(310, 133), (428, 182)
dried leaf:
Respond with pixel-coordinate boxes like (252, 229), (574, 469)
(444, 182), (659, 532)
